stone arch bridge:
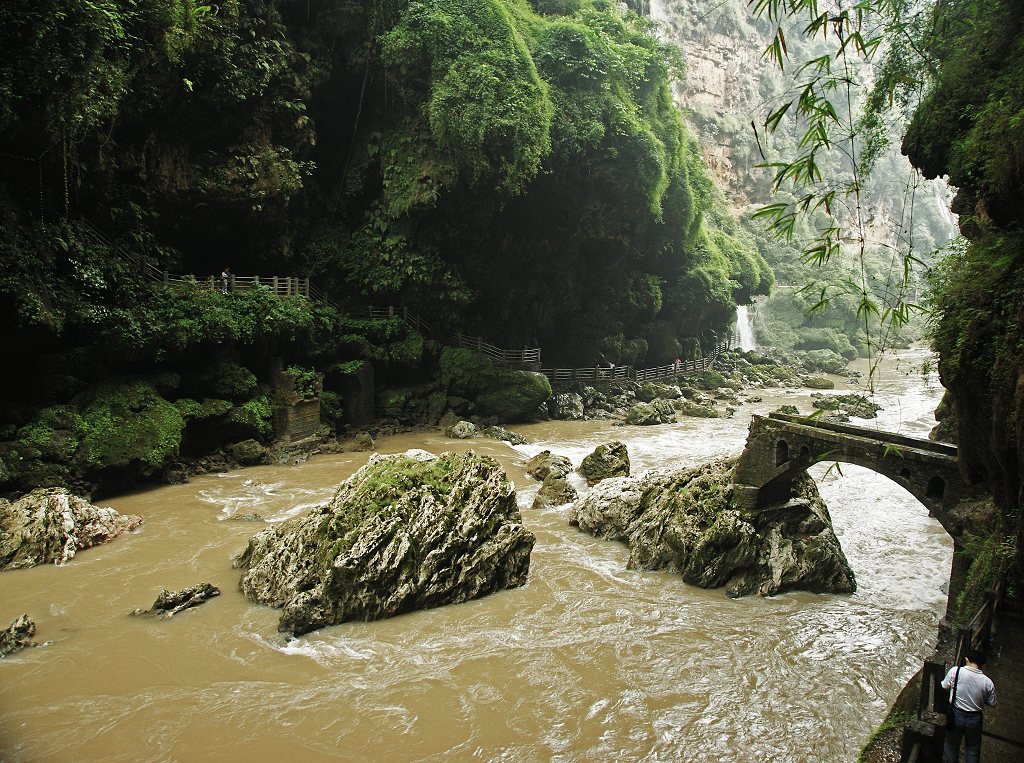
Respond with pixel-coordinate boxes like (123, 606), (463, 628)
(733, 412), (985, 536)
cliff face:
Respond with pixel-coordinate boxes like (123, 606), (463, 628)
(650, 0), (766, 200)
(902, 0), (1024, 565)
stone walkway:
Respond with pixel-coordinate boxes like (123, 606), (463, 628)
(979, 606), (1024, 761)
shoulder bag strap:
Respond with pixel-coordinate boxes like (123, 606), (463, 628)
(950, 666), (961, 710)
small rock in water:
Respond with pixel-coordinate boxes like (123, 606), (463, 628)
(131, 583), (220, 618)
(0, 613), (37, 657)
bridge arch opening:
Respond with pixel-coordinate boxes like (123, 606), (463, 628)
(775, 439), (789, 467)
(927, 476), (946, 502)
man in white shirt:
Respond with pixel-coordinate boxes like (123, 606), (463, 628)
(941, 648), (997, 763)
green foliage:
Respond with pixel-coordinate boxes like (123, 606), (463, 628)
(0, 0), (131, 140)
(955, 530), (1015, 626)
(284, 366), (321, 400)
(382, 0), (553, 195)
(228, 394), (274, 440)
(747, 0), (942, 387)
(74, 380), (185, 470)
(175, 397), (233, 420)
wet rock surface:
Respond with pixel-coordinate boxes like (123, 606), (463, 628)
(0, 614), (36, 657)
(0, 488), (143, 571)
(578, 442), (631, 486)
(569, 459), (856, 597)
(524, 450), (577, 509)
(234, 450), (535, 635)
(131, 583), (221, 618)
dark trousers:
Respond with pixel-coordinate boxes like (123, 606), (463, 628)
(944, 707), (983, 763)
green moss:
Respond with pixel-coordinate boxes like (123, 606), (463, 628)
(175, 397), (233, 420)
(74, 381), (185, 470)
(284, 366), (321, 400)
(201, 359), (259, 400)
(955, 531), (1015, 626)
(228, 395), (274, 440)
(804, 377), (835, 390)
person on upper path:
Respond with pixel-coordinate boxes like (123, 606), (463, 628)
(942, 648), (997, 763)
(220, 267), (232, 294)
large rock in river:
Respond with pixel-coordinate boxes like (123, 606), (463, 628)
(578, 441), (630, 486)
(569, 459), (855, 597)
(235, 449), (535, 635)
(0, 488), (143, 570)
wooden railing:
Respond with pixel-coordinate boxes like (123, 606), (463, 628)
(369, 306), (542, 368)
(903, 570), (1017, 760)
(542, 338), (732, 388)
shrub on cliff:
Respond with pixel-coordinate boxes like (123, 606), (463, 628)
(440, 347), (552, 422)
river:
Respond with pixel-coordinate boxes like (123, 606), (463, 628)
(0, 347), (951, 763)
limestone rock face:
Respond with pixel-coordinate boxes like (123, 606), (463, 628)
(131, 583), (221, 618)
(625, 400), (676, 425)
(524, 450), (577, 509)
(548, 392), (584, 421)
(445, 420), (478, 439)
(0, 614), (36, 657)
(235, 450), (535, 635)
(569, 459), (855, 597)
(578, 442), (631, 486)
(0, 488), (143, 570)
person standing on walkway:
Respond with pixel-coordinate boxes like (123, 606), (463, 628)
(942, 648), (997, 762)
(220, 267), (232, 294)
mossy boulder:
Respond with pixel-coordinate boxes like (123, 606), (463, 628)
(74, 381), (186, 474)
(226, 395), (274, 440)
(625, 400), (676, 425)
(0, 488), (143, 570)
(811, 393), (883, 419)
(234, 450), (535, 634)
(578, 442), (630, 486)
(671, 399), (720, 415)
(548, 392), (584, 420)
(568, 460), (856, 597)
(803, 376), (835, 390)
(194, 359), (259, 401)
(440, 348), (551, 422)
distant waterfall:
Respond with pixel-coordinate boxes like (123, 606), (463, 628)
(736, 305), (756, 351)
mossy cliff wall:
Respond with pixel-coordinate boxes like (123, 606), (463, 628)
(904, 0), (1024, 568)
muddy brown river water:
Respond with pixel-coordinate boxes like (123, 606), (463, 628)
(0, 348), (953, 762)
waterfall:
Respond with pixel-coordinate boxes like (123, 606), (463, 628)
(736, 305), (756, 351)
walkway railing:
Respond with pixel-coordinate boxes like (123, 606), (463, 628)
(542, 338), (732, 388)
(369, 306), (542, 368)
(904, 571), (1019, 760)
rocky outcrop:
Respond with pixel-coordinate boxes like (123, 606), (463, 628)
(548, 392), (585, 420)
(811, 393), (883, 419)
(524, 450), (578, 509)
(131, 583), (221, 618)
(578, 442), (630, 486)
(234, 450), (535, 635)
(569, 459), (856, 597)
(0, 614), (36, 657)
(625, 399), (676, 425)
(445, 420), (478, 439)
(0, 488), (143, 570)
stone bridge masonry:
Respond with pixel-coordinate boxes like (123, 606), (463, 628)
(733, 413), (986, 536)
